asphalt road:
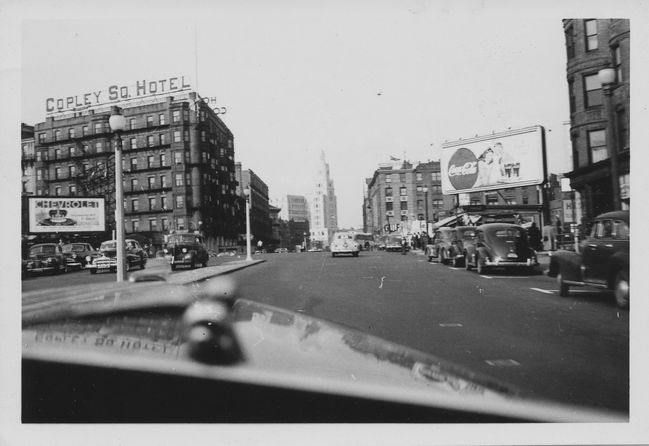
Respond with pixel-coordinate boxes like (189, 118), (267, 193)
(226, 250), (629, 414)
(22, 249), (629, 413)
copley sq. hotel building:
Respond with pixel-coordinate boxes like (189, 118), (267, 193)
(30, 76), (241, 250)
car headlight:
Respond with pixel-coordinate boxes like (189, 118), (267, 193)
(46, 257), (53, 263)
(163, 248), (168, 253)
(86, 256), (91, 262)
(182, 248), (188, 253)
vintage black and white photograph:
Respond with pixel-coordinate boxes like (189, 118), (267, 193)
(2, 0), (647, 445)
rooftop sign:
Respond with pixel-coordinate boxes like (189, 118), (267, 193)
(45, 76), (191, 116)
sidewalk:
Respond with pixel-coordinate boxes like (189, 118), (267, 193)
(130, 258), (267, 285)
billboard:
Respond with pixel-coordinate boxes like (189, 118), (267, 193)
(28, 197), (106, 233)
(441, 126), (546, 195)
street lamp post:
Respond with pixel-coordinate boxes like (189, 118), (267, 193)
(598, 67), (621, 211)
(108, 108), (127, 281)
(244, 188), (253, 261)
(423, 186), (429, 237)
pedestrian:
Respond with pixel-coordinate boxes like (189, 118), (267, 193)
(527, 222), (542, 251)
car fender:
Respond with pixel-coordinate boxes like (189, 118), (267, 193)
(606, 251), (629, 288)
(547, 250), (582, 281)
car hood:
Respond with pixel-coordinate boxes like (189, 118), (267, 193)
(21, 282), (621, 422)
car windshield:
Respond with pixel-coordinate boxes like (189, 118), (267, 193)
(168, 234), (200, 244)
(30, 245), (56, 255)
(18, 8), (633, 436)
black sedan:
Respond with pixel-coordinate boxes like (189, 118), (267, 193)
(464, 223), (538, 275)
(163, 233), (209, 270)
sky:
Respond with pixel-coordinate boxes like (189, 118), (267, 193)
(15, 1), (599, 229)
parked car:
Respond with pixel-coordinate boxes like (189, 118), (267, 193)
(24, 243), (68, 275)
(384, 235), (406, 252)
(547, 210), (629, 309)
(464, 223), (538, 275)
(62, 242), (97, 270)
(330, 231), (360, 257)
(85, 239), (147, 274)
(163, 233), (209, 270)
(426, 226), (477, 267)
(274, 248), (289, 254)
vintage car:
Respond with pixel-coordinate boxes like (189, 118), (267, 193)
(547, 210), (629, 309)
(24, 243), (68, 275)
(426, 226), (477, 267)
(464, 223), (538, 275)
(85, 239), (147, 274)
(21, 276), (623, 423)
(330, 231), (360, 257)
(384, 234), (407, 252)
(163, 233), (209, 270)
(62, 242), (97, 270)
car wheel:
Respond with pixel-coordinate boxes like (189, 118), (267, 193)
(464, 253), (472, 270)
(440, 250), (447, 265)
(613, 270), (629, 309)
(171, 264), (177, 271)
(452, 256), (459, 268)
(190, 258), (196, 269)
(476, 256), (487, 275)
(557, 272), (569, 297)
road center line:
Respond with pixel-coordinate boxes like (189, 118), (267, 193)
(485, 359), (520, 367)
(379, 276), (386, 289)
(530, 288), (555, 294)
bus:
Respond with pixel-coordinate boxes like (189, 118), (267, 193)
(352, 232), (376, 250)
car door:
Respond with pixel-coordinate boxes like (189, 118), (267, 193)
(582, 218), (613, 283)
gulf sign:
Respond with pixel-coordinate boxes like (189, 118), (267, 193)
(441, 126), (546, 195)
(28, 197), (106, 233)
(45, 76), (191, 115)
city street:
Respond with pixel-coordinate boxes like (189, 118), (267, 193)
(224, 250), (628, 414)
(21, 249), (629, 414)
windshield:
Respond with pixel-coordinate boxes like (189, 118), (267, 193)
(18, 7), (633, 434)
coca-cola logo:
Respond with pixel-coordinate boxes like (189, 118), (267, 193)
(447, 148), (479, 190)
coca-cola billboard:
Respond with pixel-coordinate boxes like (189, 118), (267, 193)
(441, 126), (546, 195)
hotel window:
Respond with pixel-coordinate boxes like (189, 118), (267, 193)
(96, 141), (104, 153)
(69, 146), (75, 157)
(148, 197), (156, 211)
(132, 220), (139, 232)
(431, 172), (441, 182)
(82, 126), (88, 136)
(385, 175), (391, 183)
(486, 193), (499, 205)
(147, 116), (154, 127)
(400, 187), (407, 196)
(386, 201), (393, 211)
(415, 172), (422, 181)
(185, 173), (191, 186)
(470, 198), (481, 205)
(160, 175), (167, 188)
(201, 131), (206, 142)
(160, 133), (167, 145)
(129, 118), (136, 130)
(430, 185), (442, 194)
(94, 123), (103, 133)
(147, 155), (154, 168)
(417, 199), (423, 210)
(55, 167), (62, 179)
(161, 195), (168, 209)
(184, 130), (190, 141)
(385, 187), (393, 196)
(584, 74), (602, 107)
(130, 137), (137, 149)
(82, 163), (89, 173)
(55, 130), (61, 141)
(159, 113), (166, 125)
(172, 110), (181, 123)
(148, 176), (155, 189)
(174, 152), (182, 164)
(176, 217), (185, 230)
(36, 170), (42, 181)
(147, 135), (155, 147)
(55, 186), (62, 196)
(68, 128), (75, 138)
(131, 199), (139, 212)
(399, 173), (406, 182)
(36, 151), (42, 162)
(432, 199), (443, 208)
(82, 144), (89, 154)
(183, 110), (189, 122)
(588, 129), (608, 163)
(175, 195), (184, 208)
(400, 201), (408, 210)
(149, 218), (158, 231)
(130, 158), (138, 171)
(161, 217), (169, 231)
(131, 178), (139, 190)
(38, 133), (46, 143)
(614, 46), (623, 82)
(68, 165), (76, 177)
(55, 148), (62, 160)
(69, 185), (77, 196)
(175, 173), (184, 186)
(173, 131), (181, 143)
(584, 19), (598, 51)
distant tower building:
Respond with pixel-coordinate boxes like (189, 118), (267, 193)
(309, 151), (338, 247)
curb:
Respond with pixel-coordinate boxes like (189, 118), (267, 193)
(143, 259), (267, 285)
